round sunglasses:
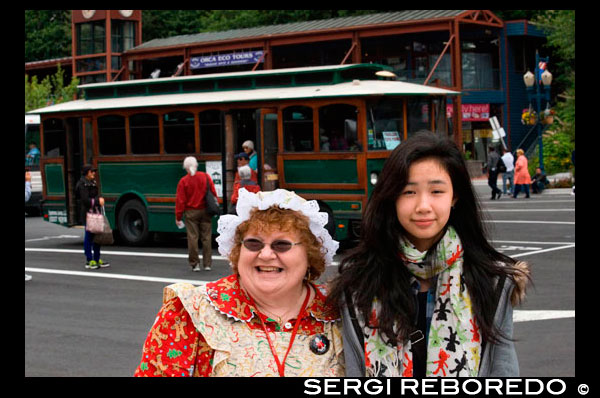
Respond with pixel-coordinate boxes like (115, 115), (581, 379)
(242, 238), (302, 253)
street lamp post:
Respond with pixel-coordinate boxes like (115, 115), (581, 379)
(523, 51), (552, 172)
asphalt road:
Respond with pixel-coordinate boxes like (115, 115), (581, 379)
(25, 184), (575, 377)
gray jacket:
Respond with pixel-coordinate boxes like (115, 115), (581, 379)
(341, 275), (521, 377)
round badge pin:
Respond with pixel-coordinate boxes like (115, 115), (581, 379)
(309, 334), (330, 355)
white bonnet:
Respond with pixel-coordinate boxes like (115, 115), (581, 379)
(216, 188), (339, 267)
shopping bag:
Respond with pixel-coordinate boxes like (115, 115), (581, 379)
(85, 201), (105, 234)
(205, 174), (221, 216)
(93, 208), (114, 245)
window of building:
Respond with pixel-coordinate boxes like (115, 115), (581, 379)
(318, 104), (359, 151)
(112, 20), (136, 53)
(283, 106), (313, 152)
(98, 115), (126, 155)
(42, 118), (66, 157)
(77, 22), (106, 55)
(199, 110), (222, 153)
(130, 113), (159, 154)
(461, 38), (500, 89)
(164, 111), (195, 154)
(367, 98), (404, 150)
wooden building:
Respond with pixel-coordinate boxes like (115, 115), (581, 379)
(25, 10), (548, 161)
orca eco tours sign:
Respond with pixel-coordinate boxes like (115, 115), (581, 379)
(190, 51), (264, 69)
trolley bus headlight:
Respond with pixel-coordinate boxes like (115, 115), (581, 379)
(370, 172), (378, 186)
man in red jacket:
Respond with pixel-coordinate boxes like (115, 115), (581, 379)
(176, 157), (218, 271)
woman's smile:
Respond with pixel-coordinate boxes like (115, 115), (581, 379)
(238, 229), (309, 298)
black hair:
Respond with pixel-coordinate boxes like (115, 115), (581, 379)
(328, 131), (528, 346)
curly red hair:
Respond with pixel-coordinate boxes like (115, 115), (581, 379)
(228, 206), (326, 281)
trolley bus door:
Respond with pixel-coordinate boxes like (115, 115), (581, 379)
(259, 108), (278, 191)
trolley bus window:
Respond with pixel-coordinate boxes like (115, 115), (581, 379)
(42, 118), (66, 158)
(407, 97), (431, 139)
(164, 111), (195, 154)
(98, 115), (126, 155)
(283, 106), (313, 152)
(318, 104), (358, 151)
(199, 110), (222, 153)
(367, 98), (404, 150)
(130, 113), (159, 154)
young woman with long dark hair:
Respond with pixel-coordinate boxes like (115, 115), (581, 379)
(328, 131), (530, 377)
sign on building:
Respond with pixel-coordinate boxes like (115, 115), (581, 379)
(190, 51), (264, 69)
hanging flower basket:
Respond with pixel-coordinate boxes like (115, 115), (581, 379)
(542, 115), (554, 125)
(521, 110), (537, 125)
(542, 107), (556, 125)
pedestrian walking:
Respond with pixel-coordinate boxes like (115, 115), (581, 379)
(75, 164), (110, 269)
(487, 146), (502, 200)
(25, 169), (33, 282)
(175, 156), (218, 271)
(513, 149), (531, 198)
(328, 131), (530, 377)
(501, 148), (514, 195)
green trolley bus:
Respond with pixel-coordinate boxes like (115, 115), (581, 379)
(27, 63), (458, 245)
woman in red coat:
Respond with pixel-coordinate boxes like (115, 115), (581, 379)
(513, 149), (531, 198)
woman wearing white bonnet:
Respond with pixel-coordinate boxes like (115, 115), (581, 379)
(135, 188), (343, 377)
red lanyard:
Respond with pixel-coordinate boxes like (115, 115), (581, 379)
(247, 285), (311, 377)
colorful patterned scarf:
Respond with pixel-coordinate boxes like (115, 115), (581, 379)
(361, 226), (481, 377)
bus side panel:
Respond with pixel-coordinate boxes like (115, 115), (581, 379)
(45, 163), (66, 196)
(283, 159), (358, 184)
(42, 163), (68, 225)
(282, 158), (365, 241)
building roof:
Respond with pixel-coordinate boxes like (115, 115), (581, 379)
(130, 10), (469, 52)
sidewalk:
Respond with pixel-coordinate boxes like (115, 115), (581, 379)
(471, 171), (574, 194)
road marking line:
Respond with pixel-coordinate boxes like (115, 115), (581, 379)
(484, 209), (574, 212)
(24, 265), (575, 323)
(511, 244), (575, 258)
(484, 220), (574, 225)
(24, 267), (207, 286)
(482, 200), (575, 204)
(25, 248), (341, 267)
(513, 310), (575, 322)
(491, 240), (575, 245)
(25, 235), (81, 242)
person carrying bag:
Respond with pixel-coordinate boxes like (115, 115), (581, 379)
(76, 164), (111, 270)
(176, 157), (219, 272)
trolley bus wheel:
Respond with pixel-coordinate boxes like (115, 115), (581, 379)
(118, 199), (150, 245)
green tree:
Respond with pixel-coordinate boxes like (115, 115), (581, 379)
(531, 10), (575, 173)
(25, 10), (71, 62)
(26, 65), (79, 112)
